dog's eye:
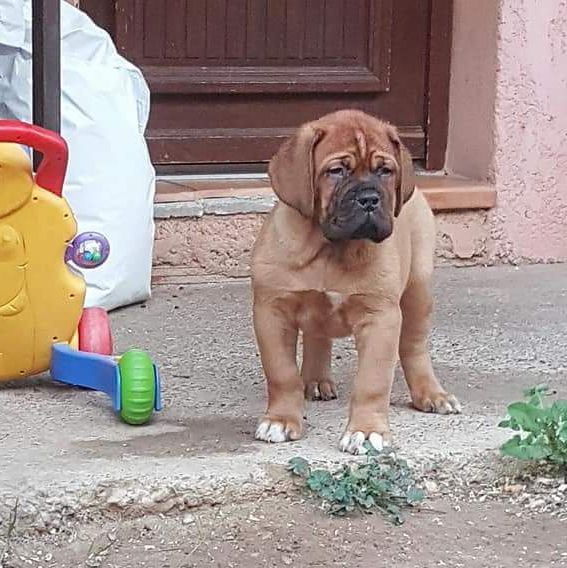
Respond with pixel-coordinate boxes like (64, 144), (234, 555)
(327, 165), (347, 177)
(379, 166), (393, 176)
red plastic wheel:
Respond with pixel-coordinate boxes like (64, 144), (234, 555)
(78, 307), (113, 355)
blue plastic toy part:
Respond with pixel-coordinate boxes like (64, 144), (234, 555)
(51, 343), (121, 409)
(154, 365), (163, 412)
(50, 343), (161, 414)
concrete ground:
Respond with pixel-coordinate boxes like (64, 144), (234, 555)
(0, 265), (566, 548)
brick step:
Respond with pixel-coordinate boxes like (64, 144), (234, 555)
(155, 173), (496, 212)
(152, 174), (496, 285)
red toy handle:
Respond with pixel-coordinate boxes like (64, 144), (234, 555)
(0, 119), (68, 197)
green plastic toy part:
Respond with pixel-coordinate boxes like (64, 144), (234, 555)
(118, 349), (156, 425)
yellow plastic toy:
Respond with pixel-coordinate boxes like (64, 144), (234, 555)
(0, 129), (84, 378)
(0, 120), (161, 425)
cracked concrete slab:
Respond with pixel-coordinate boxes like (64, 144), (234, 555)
(0, 264), (566, 532)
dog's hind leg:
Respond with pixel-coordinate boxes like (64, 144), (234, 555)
(301, 334), (337, 401)
(399, 277), (461, 414)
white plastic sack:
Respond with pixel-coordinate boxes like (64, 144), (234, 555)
(0, 0), (155, 310)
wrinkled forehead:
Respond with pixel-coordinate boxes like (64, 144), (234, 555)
(313, 120), (396, 167)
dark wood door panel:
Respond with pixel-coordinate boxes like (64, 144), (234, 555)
(82, 0), (451, 170)
(149, 126), (425, 165)
(117, 0), (393, 94)
(147, 95), (426, 165)
(143, 0), (428, 166)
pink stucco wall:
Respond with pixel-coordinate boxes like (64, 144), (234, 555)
(448, 0), (567, 263)
(446, 0), (498, 182)
(490, 0), (567, 262)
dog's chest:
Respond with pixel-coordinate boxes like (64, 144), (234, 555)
(296, 290), (353, 338)
(325, 291), (348, 309)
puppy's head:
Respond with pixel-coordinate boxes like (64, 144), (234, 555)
(269, 110), (415, 244)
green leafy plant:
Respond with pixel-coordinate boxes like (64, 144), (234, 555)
(287, 447), (425, 525)
(499, 384), (567, 475)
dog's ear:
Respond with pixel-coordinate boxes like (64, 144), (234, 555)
(388, 127), (415, 217)
(268, 124), (324, 218)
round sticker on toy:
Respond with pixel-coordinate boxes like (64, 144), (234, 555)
(66, 232), (110, 269)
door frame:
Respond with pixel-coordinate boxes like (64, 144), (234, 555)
(425, 0), (453, 170)
(80, 0), (453, 171)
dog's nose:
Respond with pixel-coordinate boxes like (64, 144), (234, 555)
(356, 189), (380, 212)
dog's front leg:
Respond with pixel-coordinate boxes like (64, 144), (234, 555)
(340, 306), (402, 455)
(253, 300), (304, 443)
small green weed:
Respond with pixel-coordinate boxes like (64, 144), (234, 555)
(499, 385), (567, 476)
(287, 447), (425, 525)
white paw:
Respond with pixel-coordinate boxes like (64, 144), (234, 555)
(425, 394), (462, 414)
(417, 393), (462, 415)
(255, 420), (290, 443)
(339, 431), (387, 455)
(304, 380), (337, 401)
(443, 395), (462, 414)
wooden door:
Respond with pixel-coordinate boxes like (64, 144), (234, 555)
(82, 0), (452, 172)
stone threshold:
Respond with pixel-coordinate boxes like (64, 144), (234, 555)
(154, 174), (496, 219)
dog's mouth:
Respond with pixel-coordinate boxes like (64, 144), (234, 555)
(321, 187), (393, 244)
(322, 214), (392, 244)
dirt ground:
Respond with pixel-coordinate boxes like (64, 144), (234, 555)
(3, 496), (566, 568)
(1, 265), (567, 567)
